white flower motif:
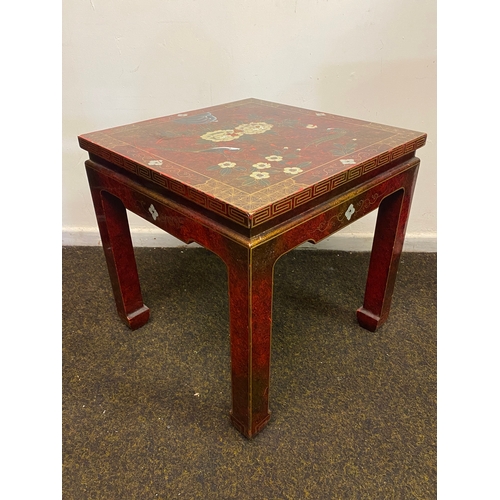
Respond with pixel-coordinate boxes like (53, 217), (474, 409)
(250, 171), (270, 180)
(252, 162), (271, 170)
(149, 204), (159, 221)
(218, 161), (236, 169)
(265, 155), (283, 162)
(235, 122), (273, 135)
(340, 159), (356, 165)
(283, 167), (303, 175)
(201, 129), (244, 142)
(345, 204), (355, 221)
(306, 124), (318, 129)
(148, 160), (163, 166)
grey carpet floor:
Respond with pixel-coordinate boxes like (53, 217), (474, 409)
(62, 247), (436, 499)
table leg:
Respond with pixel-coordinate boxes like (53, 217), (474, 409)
(225, 244), (274, 438)
(357, 167), (418, 331)
(87, 171), (150, 330)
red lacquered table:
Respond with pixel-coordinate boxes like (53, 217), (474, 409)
(78, 98), (426, 438)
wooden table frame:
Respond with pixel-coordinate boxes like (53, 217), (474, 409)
(85, 152), (419, 438)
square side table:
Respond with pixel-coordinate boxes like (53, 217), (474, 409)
(78, 98), (426, 438)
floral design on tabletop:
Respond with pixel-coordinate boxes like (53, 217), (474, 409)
(207, 161), (246, 176)
(241, 168), (274, 187)
(218, 161), (236, 169)
(200, 122), (273, 143)
(283, 167), (303, 175)
(201, 130), (244, 142)
(250, 171), (270, 180)
(235, 122), (273, 135)
(252, 162), (272, 170)
(197, 115), (359, 184)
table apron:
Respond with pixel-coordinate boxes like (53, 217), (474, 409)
(254, 157), (419, 255)
(85, 159), (249, 256)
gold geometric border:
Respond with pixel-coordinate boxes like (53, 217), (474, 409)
(250, 134), (426, 227)
(80, 136), (251, 227)
(79, 134), (426, 229)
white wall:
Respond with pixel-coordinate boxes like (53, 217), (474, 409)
(63, 0), (436, 250)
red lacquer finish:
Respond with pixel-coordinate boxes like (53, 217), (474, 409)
(79, 98), (426, 438)
(87, 171), (150, 330)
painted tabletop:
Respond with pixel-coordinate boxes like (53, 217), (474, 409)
(79, 98), (426, 228)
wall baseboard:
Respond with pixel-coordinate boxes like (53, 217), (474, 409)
(62, 227), (437, 252)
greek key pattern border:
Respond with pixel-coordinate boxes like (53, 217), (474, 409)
(250, 135), (425, 227)
(81, 137), (251, 227)
(80, 134), (425, 229)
